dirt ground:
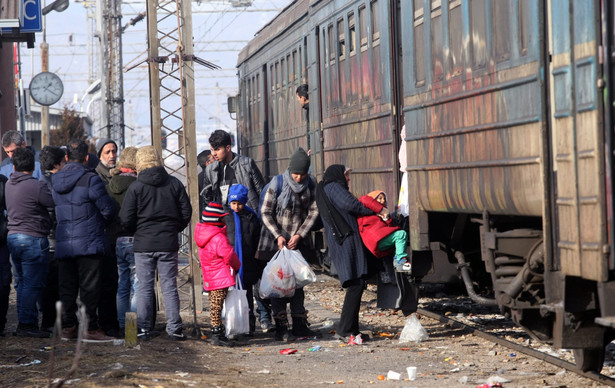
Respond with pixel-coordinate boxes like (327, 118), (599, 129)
(0, 273), (612, 387)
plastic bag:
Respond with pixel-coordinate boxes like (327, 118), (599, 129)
(397, 172), (409, 217)
(398, 314), (428, 344)
(285, 248), (317, 288)
(222, 275), (250, 336)
(259, 249), (296, 298)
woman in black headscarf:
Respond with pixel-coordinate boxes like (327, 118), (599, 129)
(315, 164), (374, 342)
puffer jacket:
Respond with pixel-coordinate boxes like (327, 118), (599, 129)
(201, 154), (265, 210)
(357, 195), (399, 258)
(119, 166), (192, 252)
(51, 162), (116, 259)
(195, 222), (241, 291)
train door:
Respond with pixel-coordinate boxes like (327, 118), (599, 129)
(547, 0), (608, 283)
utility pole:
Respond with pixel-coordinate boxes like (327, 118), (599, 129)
(41, 10), (49, 146)
(103, 0), (125, 149)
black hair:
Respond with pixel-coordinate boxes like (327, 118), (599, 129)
(12, 147), (35, 172)
(197, 149), (212, 169)
(209, 130), (232, 149)
(296, 84), (308, 99)
(39, 145), (66, 171)
(66, 139), (89, 163)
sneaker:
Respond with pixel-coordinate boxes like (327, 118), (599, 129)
(61, 325), (78, 340)
(347, 333), (363, 345)
(137, 328), (160, 341)
(15, 324), (51, 338)
(394, 256), (412, 273)
(83, 328), (115, 343)
(260, 320), (275, 333)
(168, 328), (187, 341)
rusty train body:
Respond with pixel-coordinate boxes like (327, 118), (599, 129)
(236, 0), (615, 372)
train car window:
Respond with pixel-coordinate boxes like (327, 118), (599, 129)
(275, 61), (280, 90)
(493, 0), (511, 62)
(281, 58), (286, 87)
(371, 0), (380, 45)
(431, 0), (443, 81)
(448, 0), (462, 76)
(338, 18), (346, 60)
(414, 0), (426, 86)
(349, 12), (356, 56)
(470, 0), (487, 69)
(518, 0), (529, 56)
(328, 24), (335, 64)
(292, 50), (297, 82)
(359, 5), (368, 50)
(286, 54), (291, 86)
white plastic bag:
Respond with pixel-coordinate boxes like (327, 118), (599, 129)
(222, 275), (250, 336)
(398, 314), (429, 344)
(259, 249), (296, 298)
(285, 248), (317, 288)
(397, 172), (409, 217)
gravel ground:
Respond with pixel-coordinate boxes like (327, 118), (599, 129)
(0, 272), (612, 387)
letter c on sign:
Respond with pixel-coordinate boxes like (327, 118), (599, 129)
(24, 0), (38, 21)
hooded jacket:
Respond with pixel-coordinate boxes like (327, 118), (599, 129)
(119, 166), (192, 252)
(357, 193), (399, 258)
(6, 171), (54, 237)
(51, 162), (116, 259)
(106, 173), (137, 241)
(195, 222), (241, 291)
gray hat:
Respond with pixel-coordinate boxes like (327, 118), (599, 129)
(96, 138), (117, 158)
(288, 147), (310, 174)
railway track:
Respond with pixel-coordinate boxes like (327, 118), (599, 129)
(417, 307), (615, 387)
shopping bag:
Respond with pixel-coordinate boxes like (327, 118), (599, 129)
(259, 249), (296, 298)
(285, 248), (317, 288)
(222, 275), (250, 336)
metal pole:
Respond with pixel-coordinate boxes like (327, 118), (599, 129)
(41, 0), (50, 146)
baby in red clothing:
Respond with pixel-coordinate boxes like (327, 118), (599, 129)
(357, 190), (411, 272)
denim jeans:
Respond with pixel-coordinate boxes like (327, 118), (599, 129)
(116, 237), (138, 328)
(0, 245), (11, 332)
(135, 251), (182, 335)
(7, 234), (50, 326)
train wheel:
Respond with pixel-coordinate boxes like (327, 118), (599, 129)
(573, 347), (605, 373)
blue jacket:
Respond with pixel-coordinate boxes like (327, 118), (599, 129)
(50, 162), (116, 259)
(0, 160), (42, 180)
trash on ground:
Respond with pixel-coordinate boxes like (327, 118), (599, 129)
(279, 348), (298, 355)
(308, 345), (322, 351)
(386, 370), (401, 380)
(398, 314), (428, 344)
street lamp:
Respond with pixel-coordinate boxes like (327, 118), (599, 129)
(42, 0), (70, 15)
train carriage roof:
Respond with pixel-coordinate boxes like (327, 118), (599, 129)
(237, 0), (310, 66)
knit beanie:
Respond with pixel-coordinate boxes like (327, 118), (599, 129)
(228, 184), (249, 205)
(288, 147), (310, 174)
(117, 146), (138, 171)
(368, 190), (386, 200)
(96, 138), (117, 158)
(136, 146), (162, 174)
(202, 202), (228, 226)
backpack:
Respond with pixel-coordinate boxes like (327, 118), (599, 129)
(258, 174), (323, 231)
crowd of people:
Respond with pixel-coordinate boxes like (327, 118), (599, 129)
(0, 85), (411, 345)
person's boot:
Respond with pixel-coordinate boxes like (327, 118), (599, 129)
(274, 314), (295, 342)
(211, 325), (233, 347)
(291, 313), (322, 338)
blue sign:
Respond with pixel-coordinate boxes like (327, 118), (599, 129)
(1, 0), (42, 34)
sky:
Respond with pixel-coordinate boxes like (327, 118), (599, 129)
(19, 0), (290, 151)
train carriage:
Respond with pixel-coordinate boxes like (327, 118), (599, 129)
(235, 0), (615, 372)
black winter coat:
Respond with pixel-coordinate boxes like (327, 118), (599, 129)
(223, 209), (264, 285)
(119, 166), (192, 252)
(106, 173), (137, 241)
(322, 182), (373, 287)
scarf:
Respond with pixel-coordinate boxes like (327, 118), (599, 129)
(315, 164), (353, 245)
(233, 204), (258, 285)
(276, 169), (309, 215)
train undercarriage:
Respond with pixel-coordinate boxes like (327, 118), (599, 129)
(420, 211), (615, 373)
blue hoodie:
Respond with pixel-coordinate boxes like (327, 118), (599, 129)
(50, 162), (116, 259)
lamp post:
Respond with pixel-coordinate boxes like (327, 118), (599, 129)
(40, 0), (69, 146)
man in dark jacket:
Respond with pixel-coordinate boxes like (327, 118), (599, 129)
(201, 130), (265, 211)
(51, 139), (116, 342)
(106, 146), (138, 333)
(119, 146), (192, 341)
(5, 148), (54, 338)
(95, 138), (117, 186)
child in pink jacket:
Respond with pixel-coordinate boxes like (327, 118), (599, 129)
(357, 190), (411, 273)
(195, 202), (241, 347)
